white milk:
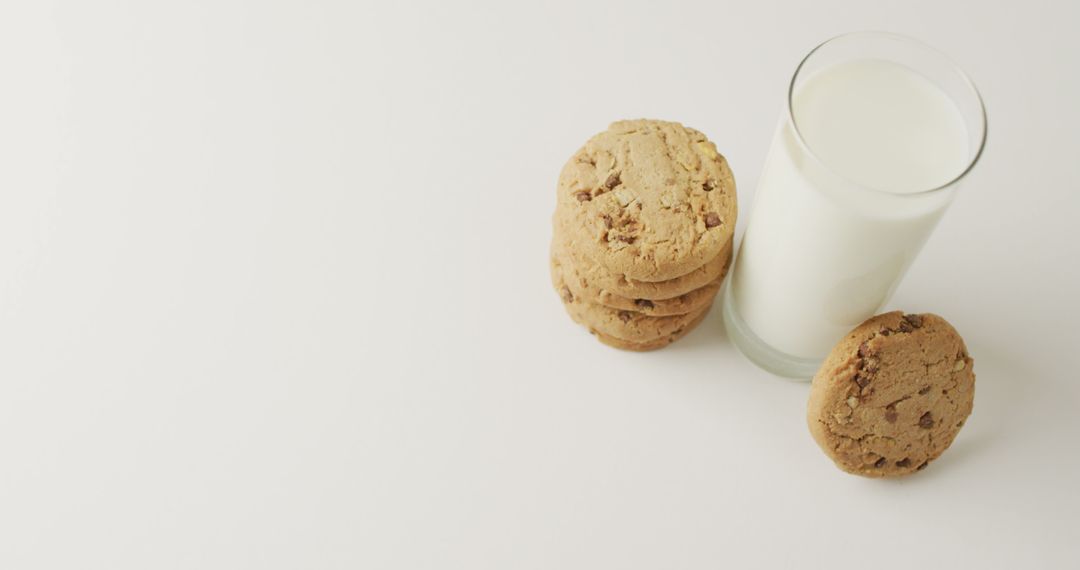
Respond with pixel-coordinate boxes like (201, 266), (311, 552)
(730, 59), (969, 360)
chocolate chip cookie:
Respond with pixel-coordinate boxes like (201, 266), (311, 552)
(555, 229), (732, 301)
(551, 255), (710, 348)
(553, 243), (724, 317)
(554, 119), (737, 282)
(807, 312), (976, 478)
(590, 309), (710, 352)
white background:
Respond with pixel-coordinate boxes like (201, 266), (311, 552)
(2, 1), (1078, 568)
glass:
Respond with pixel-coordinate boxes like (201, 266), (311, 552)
(723, 32), (987, 379)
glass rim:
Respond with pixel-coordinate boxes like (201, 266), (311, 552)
(785, 31), (988, 197)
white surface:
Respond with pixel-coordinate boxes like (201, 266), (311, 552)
(1, 1), (1078, 568)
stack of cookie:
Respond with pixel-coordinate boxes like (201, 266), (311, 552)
(550, 120), (737, 350)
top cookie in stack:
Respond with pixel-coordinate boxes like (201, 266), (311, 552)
(551, 119), (737, 350)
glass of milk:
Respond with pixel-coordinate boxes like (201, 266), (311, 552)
(723, 32), (987, 379)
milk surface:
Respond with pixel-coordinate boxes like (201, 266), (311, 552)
(731, 59), (970, 359)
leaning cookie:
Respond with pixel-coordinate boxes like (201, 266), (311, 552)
(807, 312), (975, 478)
(553, 244), (723, 317)
(554, 119), (737, 282)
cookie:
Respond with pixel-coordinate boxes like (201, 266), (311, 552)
(807, 312), (975, 478)
(592, 309), (709, 351)
(556, 228), (732, 300)
(553, 243), (723, 317)
(554, 119), (737, 282)
(551, 255), (710, 345)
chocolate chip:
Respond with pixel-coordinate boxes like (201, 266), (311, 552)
(903, 314), (923, 329)
(600, 214), (613, 229)
(857, 342), (870, 358)
(853, 373), (871, 389)
(874, 457), (887, 468)
(575, 191), (592, 202)
(604, 172), (621, 190)
(616, 235), (635, 244)
(560, 286), (574, 303)
(919, 412), (933, 429)
(896, 458), (911, 468)
(703, 179), (716, 192)
(704, 212), (721, 228)
(885, 408), (898, 423)
(634, 299), (654, 309)
(916, 461), (929, 471)
(897, 320), (913, 333)
(617, 310), (632, 323)
(918, 386), (931, 395)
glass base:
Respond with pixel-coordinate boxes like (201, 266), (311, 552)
(721, 281), (822, 381)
